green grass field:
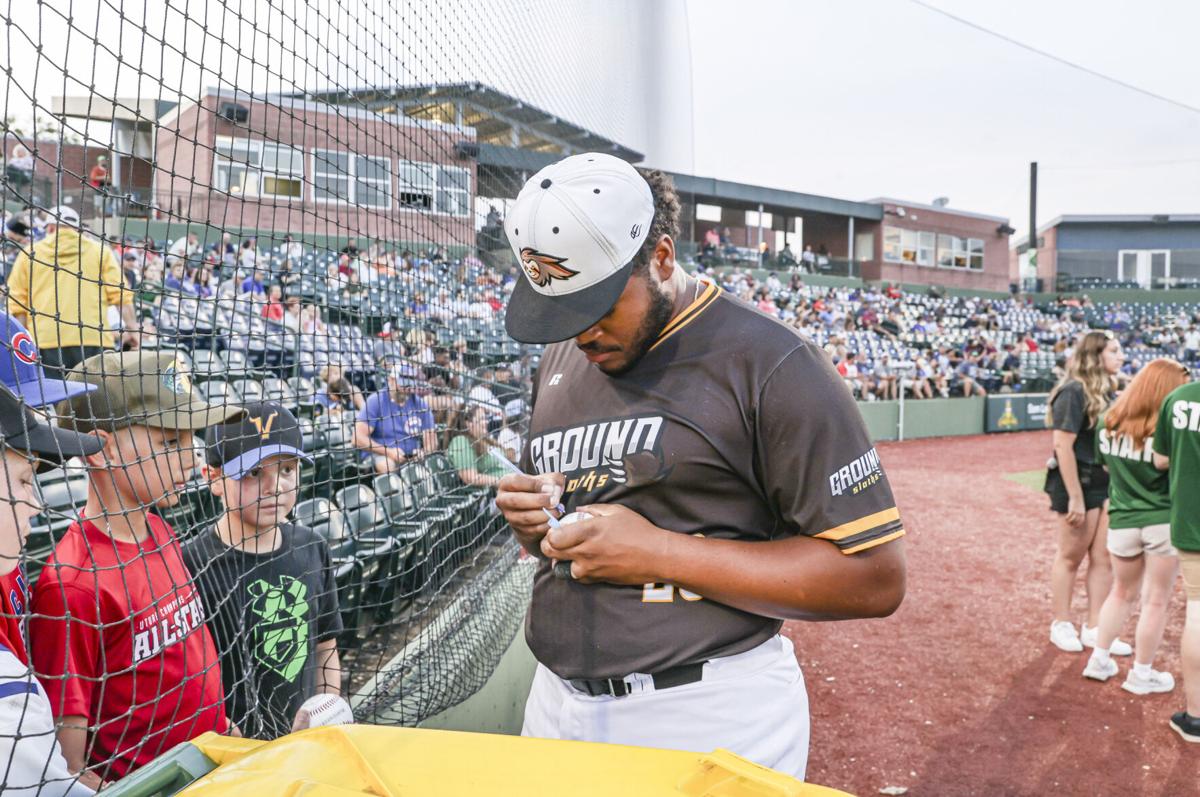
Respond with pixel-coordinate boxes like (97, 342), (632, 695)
(1004, 469), (1046, 492)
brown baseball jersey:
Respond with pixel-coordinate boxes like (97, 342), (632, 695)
(521, 279), (905, 680)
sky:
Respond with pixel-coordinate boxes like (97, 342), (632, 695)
(683, 0), (1200, 237)
(3, 0), (1197, 240)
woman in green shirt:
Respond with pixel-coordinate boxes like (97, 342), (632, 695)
(1084, 358), (1189, 694)
(446, 403), (508, 488)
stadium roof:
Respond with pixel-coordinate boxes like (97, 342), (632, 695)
(286, 82), (643, 164)
(1012, 213), (1200, 249)
(680, 175), (883, 220)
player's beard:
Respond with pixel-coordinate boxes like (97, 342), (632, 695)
(601, 278), (675, 377)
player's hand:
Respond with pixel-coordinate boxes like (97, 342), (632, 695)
(1066, 494), (1085, 527)
(540, 503), (672, 585)
(496, 472), (564, 556)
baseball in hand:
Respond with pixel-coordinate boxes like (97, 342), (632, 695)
(294, 694), (355, 730)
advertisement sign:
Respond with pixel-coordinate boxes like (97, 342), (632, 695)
(986, 394), (1050, 433)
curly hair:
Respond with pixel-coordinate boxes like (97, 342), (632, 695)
(1047, 330), (1118, 428)
(631, 168), (682, 275)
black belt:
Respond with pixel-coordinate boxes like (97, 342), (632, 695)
(568, 661), (704, 698)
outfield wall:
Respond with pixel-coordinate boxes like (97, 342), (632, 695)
(857, 394), (1049, 441)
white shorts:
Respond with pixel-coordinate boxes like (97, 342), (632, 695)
(1107, 523), (1176, 558)
(521, 634), (809, 781)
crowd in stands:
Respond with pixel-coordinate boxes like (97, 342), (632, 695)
(710, 267), (1200, 401)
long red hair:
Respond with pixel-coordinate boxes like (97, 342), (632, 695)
(1105, 358), (1189, 448)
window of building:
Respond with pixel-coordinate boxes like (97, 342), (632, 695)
(354, 155), (392, 208)
(398, 161), (436, 210)
(214, 137), (303, 199)
(918, 231), (935, 266)
(696, 203), (722, 223)
(937, 234), (956, 268)
(437, 166), (471, 217)
(883, 226), (901, 262)
(313, 149), (352, 203)
(968, 238), (984, 270)
(745, 210), (773, 229)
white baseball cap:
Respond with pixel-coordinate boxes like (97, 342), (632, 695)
(49, 205), (80, 227)
(503, 153), (654, 344)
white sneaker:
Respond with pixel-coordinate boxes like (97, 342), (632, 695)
(1081, 625), (1132, 656)
(1050, 621), (1083, 652)
(1122, 668), (1175, 695)
(1082, 654), (1118, 681)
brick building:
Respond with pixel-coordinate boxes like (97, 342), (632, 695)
(860, 199), (1013, 293)
(153, 90), (477, 246)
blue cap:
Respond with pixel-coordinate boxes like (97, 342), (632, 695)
(0, 312), (97, 407)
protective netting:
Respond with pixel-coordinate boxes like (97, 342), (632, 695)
(0, 0), (675, 791)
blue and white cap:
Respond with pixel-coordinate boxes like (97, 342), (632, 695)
(0, 311), (96, 407)
(204, 401), (312, 480)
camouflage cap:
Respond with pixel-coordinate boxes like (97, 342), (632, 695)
(57, 350), (244, 433)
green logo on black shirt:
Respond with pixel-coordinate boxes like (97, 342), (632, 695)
(248, 575), (310, 681)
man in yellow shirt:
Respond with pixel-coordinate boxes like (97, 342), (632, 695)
(6, 205), (138, 376)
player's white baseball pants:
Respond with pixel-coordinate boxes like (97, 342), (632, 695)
(521, 634), (809, 780)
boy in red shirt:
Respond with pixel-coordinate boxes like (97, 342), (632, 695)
(31, 351), (243, 787)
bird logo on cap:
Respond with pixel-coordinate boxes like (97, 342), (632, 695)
(520, 247), (578, 287)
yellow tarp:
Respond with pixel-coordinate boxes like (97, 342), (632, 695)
(182, 726), (853, 797)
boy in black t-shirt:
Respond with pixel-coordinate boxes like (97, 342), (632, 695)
(183, 402), (346, 739)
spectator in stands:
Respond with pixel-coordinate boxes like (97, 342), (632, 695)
(240, 267), (267, 296)
(1046, 331), (1126, 655)
(0, 381), (103, 797)
(31, 350), (240, 786)
(836, 352), (870, 398)
(261, 283), (286, 322)
(185, 403), (343, 740)
(491, 363), (522, 406)
(954, 354), (988, 397)
(239, 237), (259, 270)
(212, 232), (236, 266)
(801, 244), (816, 272)
(282, 294), (303, 332)
(467, 368), (504, 421)
(87, 155), (109, 216)
(778, 242), (796, 267)
(1183, 326), (1200, 363)
(300, 304), (325, 335)
(316, 364), (363, 414)
(121, 251), (141, 289)
(279, 234), (303, 262)
(164, 260), (190, 293)
(1000, 344), (1022, 389)
(445, 404), (508, 488)
(1084, 358), (1188, 693)
(167, 231), (200, 265)
(341, 238), (360, 258)
(874, 355), (899, 401)
(6, 205), (139, 376)
(4, 144), (33, 193)
(497, 399), (525, 463)
(353, 364), (437, 474)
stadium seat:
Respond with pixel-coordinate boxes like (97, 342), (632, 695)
(232, 378), (265, 403)
(197, 380), (242, 406)
(334, 485), (403, 624)
(292, 496), (366, 646)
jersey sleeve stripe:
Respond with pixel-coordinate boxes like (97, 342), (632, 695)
(814, 507), (901, 541)
(840, 528), (906, 555)
(0, 680), (39, 699)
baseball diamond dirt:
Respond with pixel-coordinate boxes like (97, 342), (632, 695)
(789, 430), (1193, 797)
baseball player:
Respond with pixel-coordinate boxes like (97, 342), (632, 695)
(495, 154), (907, 779)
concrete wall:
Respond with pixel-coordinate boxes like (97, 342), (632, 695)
(857, 397), (986, 442)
